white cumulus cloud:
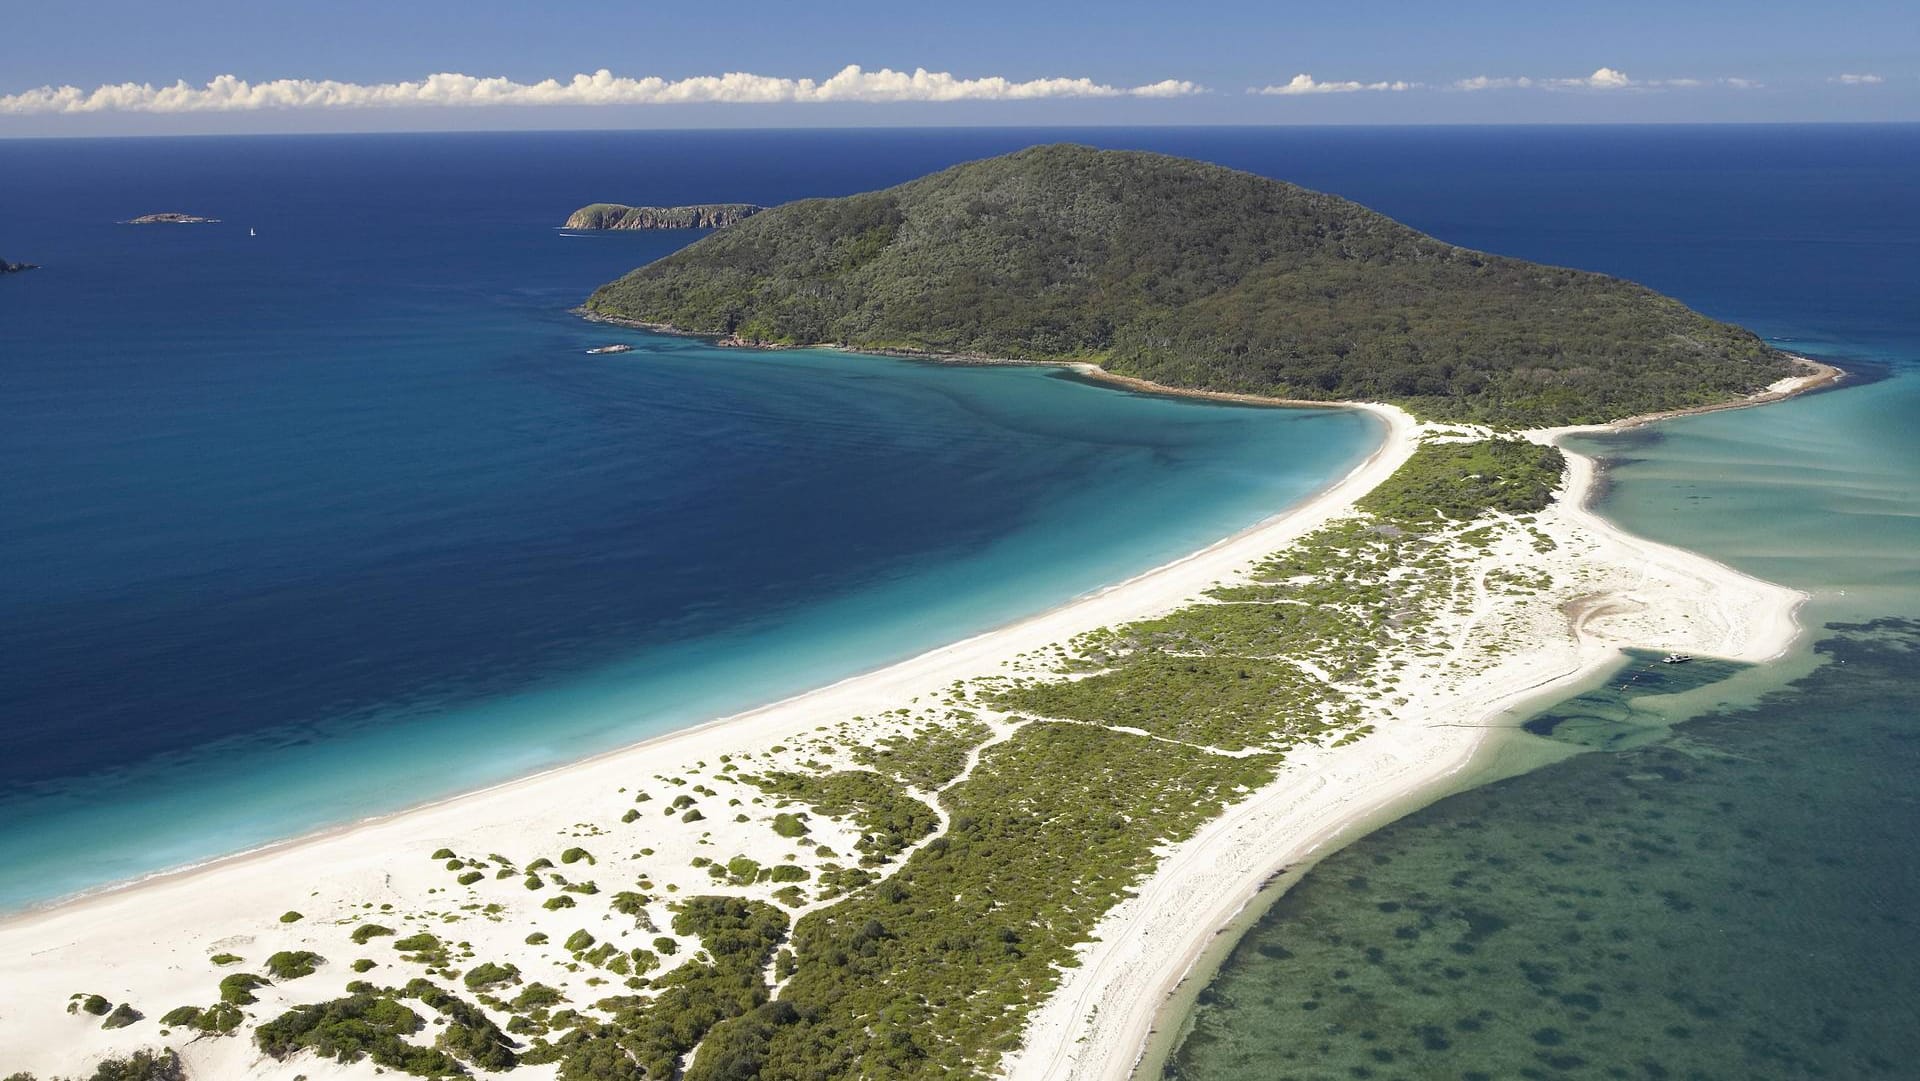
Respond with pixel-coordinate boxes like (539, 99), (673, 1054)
(1455, 67), (1739, 92)
(1130, 78), (1207, 98)
(0, 65), (1204, 115)
(1253, 73), (1415, 95)
(1831, 73), (1885, 85)
(1561, 66), (1635, 89)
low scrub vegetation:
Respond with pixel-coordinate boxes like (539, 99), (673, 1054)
(265, 950), (325, 980)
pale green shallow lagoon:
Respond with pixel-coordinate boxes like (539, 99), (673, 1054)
(1161, 366), (1920, 1080)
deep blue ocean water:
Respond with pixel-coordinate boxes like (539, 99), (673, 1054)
(0, 129), (1401, 910)
(3, 129), (1917, 1080)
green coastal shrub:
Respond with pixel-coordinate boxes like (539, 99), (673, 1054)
(564, 930), (595, 953)
(559, 846), (594, 865)
(218, 972), (269, 1005)
(159, 1005), (204, 1028)
(398, 979), (518, 1071)
(530, 896), (788, 1078)
(100, 1003), (143, 1030)
(277, 910), (303, 923)
(208, 952), (244, 966)
(456, 870), (484, 886)
(462, 961), (521, 991)
(745, 769), (937, 865)
(265, 950), (324, 980)
(351, 923), (394, 945)
(392, 932), (439, 952)
(771, 811), (810, 837)
(197, 1001), (243, 1034)
(352, 958), (377, 973)
(69, 993), (111, 1016)
(391, 932), (452, 969)
(254, 992), (449, 1074)
(852, 719), (993, 790)
(64, 1048), (184, 1081)
(542, 895), (576, 911)
(1359, 438), (1567, 522)
(512, 982), (565, 1010)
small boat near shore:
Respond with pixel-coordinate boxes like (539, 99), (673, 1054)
(585, 343), (635, 355)
(1662, 652), (1693, 664)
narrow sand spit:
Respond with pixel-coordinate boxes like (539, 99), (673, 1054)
(1002, 369), (1827, 1081)
(0, 407), (1415, 1078)
(0, 360), (1829, 1078)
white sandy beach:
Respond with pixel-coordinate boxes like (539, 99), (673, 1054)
(0, 406), (1418, 1078)
(1003, 380), (1818, 1081)
(0, 375), (1818, 1080)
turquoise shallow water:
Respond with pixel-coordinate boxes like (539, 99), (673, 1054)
(0, 131), (1388, 912)
(1165, 377), (1920, 1081)
(0, 340), (1374, 911)
(1166, 620), (1920, 1080)
(1165, 128), (1920, 1080)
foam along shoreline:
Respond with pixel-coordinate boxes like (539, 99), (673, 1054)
(0, 400), (1411, 1078)
(1009, 378), (1825, 1081)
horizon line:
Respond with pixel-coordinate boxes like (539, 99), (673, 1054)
(3, 117), (1917, 141)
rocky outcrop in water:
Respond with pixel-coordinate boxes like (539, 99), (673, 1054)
(1, 256), (37, 273)
(123, 212), (220, 224)
(564, 203), (765, 231)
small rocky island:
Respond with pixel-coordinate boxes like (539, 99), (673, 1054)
(122, 212), (220, 225)
(1, 256), (38, 273)
(564, 203), (764, 231)
(585, 343), (635, 355)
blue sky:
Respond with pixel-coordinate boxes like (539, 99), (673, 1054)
(1, 0), (1912, 135)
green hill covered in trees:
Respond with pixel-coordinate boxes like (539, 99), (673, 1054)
(583, 144), (1793, 426)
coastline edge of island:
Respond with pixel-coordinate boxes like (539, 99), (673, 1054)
(0, 337), (1839, 1080)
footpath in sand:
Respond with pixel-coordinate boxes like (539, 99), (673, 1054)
(1003, 372), (1823, 1081)
(0, 370), (1823, 1079)
(0, 408), (1413, 1078)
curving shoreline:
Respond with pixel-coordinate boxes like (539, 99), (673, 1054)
(0, 393), (1411, 1079)
(0, 349), (1835, 1078)
(1006, 369), (1830, 1081)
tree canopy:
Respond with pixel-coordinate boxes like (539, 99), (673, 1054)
(584, 144), (1792, 426)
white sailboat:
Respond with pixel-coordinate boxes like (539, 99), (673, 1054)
(249, 227), (257, 237)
